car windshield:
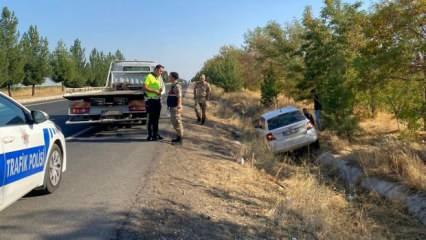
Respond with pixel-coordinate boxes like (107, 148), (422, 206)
(267, 111), (305, 130)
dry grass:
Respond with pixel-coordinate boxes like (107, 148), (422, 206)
(211, 87), (426, 192)
(355, 142), (426, 192)
(0, 86), (63, 99)
(359, 112), (401, 135)
(318, 114), (426, 192)
(277, 169), (386, 240)
(209, 86), (426, 239)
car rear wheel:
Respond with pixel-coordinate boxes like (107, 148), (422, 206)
(42, 144), (63, 193)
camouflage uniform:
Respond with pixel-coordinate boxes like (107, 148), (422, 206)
(193, 80), (211, 123)
(168, 82), (183, 137)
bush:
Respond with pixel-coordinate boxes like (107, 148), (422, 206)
(201, 46), (243, 92)
(260, 65), (280, 107)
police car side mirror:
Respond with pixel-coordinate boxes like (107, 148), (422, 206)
(31, 110), (49, 124)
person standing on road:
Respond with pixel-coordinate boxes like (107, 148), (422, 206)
(193, 74), (211, 125)
(311, 89), (321, 130)
(144, 64), (164, 141)
(167, 72), (184, 144)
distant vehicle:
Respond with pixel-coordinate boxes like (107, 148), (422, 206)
(0, 92), (67, 211)
(63, 60), (167, 125)
(255, 106), (319, 153)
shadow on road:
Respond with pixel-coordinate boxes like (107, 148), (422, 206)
(0, 207), (126, 240)
(0, 204), (280, 240)
(66, 124), (177, 145)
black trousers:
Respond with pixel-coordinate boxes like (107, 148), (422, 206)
(146, 99), (162, 137)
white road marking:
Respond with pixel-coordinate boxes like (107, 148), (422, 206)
(25, 99), (67, 107)
(65, 127), (95, 141)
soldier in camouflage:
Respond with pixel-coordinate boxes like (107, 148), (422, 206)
(167, 72), (184, 144)
(193, 74), (211, 125)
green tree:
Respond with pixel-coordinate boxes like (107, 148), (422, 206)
(114, 49), (124, 61)
(70, 38), (87, 85)
(380, 79), (423, 130)
(300, 1), (365, 136)
(0, 7), (24, 96)
(87, 48), (111, 86)
(201, 46), (243, 92)
(244, 21), (305, 96)
(364, 0), (425, 130)
(261, 65), (280, 106)
(21, 25), (50, 96)
(51, 40), (81, 88)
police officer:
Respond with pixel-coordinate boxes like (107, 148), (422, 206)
(167, 72), (183, 144)
(144, 64), (164, 141)
(193, 74), (211, 125)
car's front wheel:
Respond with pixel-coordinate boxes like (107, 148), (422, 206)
(42, 144), (63, 193)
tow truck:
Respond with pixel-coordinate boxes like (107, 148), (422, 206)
(64, 60), (166, 125)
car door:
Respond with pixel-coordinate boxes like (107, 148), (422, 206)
(0, 95), (46, 207)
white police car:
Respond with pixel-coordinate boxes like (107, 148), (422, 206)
(0, 92), (66, 211)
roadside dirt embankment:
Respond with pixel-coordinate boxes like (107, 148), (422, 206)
(318, 152), (426, 225)
(119, 84), (425, 239)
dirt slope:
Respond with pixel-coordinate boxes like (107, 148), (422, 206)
(115, 86), (287, 239)
(116, 85), (425, 240)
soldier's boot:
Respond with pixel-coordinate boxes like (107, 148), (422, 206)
(172, 136), (182, 144)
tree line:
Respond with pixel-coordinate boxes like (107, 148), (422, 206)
(195, 0), (425, 135)
(0, 7), (125, 96)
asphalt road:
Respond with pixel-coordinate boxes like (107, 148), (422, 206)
(0, 99), (173, 240)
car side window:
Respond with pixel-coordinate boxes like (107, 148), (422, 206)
(0, 96), (27, 127)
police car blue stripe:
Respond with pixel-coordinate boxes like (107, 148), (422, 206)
(0, 154), (4, 187)
(43, 128), (50, 152)
(1, 145), (46, 186)
(0, 128), (50, 187)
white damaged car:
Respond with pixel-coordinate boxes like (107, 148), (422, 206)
(255, 106), (319, 153)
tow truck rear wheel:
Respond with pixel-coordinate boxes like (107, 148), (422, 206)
(42, 144), (63, 194)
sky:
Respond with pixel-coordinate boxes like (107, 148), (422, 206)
(0, 0), (375, 80)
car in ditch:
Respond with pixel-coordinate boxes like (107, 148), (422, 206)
(255, 106), (319, 153)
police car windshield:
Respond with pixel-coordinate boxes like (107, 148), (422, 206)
(267, 111), (305, 130)
(0, 97), (26, 126)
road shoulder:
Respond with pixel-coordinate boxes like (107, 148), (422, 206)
(118, 85), (288, 239)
